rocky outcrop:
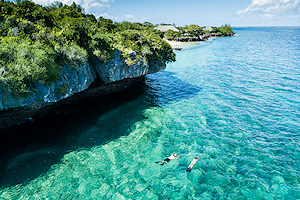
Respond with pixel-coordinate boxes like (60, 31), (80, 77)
(95, 51), (166, 83)
(0, 63), (97, 111)
(0, 52), (167, 130)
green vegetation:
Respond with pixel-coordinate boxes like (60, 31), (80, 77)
(165, 24), (234, 38)
(164, 29), (181, 40)
(215, 24), (233, 34)
(55, 83), (70, 96)
(178, 24), (204, 37)
(0, 0), (175, 96)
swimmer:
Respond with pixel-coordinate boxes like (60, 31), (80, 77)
(155, 153), (180, 165)
(186, 157), (199, 172)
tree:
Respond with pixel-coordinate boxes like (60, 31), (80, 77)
(178, 24), (203, 37)
(164, 29), (180, 39)
(98, 16), (115, 32)
(143, 22), (154, 28)
(86, 14), (96, 22)
(14, 0), (39, 22)
(219, 24), (233, 33)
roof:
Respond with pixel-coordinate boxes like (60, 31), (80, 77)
(202, 26), (213, 32)
(154, 25), (179, 32)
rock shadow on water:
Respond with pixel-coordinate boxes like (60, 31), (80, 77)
(144, 71), (202, 107)
(0, 71), (201, 188)
(0, 87), (143, 188)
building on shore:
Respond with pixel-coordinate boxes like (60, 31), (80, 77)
(154, 25), (179, 32)
(202, 26), (213, 32)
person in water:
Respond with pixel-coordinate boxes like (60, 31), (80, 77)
(186, 157), (199, 172)
(156, 153), (180, 165)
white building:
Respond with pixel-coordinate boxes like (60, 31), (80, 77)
(154, 25), (179, 32)
(202, 26), (213, 32)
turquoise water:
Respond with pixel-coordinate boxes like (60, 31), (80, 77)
(1, 27), (300, 199)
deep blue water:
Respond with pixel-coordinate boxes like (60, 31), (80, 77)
(0, 27), (300, 199)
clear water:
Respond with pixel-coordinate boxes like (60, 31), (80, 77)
(1, 27), (300, 199)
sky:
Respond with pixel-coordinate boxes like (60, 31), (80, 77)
(32, 0), (300, 26)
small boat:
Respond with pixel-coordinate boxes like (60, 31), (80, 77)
(173, 47), (182, 50)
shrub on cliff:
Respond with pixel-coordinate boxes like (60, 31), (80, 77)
(0, 0), (175, 96)
(0, 37), (60, 95)
(0, 36), (87, 96)
(113, 29), (175, 65)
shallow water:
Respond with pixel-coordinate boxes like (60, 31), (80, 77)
(1, 27), (300, 199)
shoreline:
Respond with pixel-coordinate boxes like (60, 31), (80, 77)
(164, 39), (200, 49)
(164, 39), (186, 48)
(164, 33), (235, 48)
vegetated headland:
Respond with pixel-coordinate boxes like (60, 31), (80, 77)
(163, 24), (235, 41)
(155, 24), (235, 48)
(0, 0), (234, 131)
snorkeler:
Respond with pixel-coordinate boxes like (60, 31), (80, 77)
(186, 157), (199, 172)
(155, 153), (180, 165)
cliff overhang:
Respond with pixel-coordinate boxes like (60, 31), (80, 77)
(0, 50), (167, 130)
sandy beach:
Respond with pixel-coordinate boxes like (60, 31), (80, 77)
(164, 39), (199, 49)
(164, 39), (184, 48)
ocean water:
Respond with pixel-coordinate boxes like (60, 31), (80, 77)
(1, 27), (300, 199)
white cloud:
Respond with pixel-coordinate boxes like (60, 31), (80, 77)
(90, 2), (110, 8)
(100, 13), (110, 18)
(252, 0), (274, 6)
(99, 13), (136, 21)
(99, 0), (113, 3)
(262, 13), (275, 19)
(125, 14), (135, 19)
(236, 0), (300, 24)
(32, 0), (115, 17)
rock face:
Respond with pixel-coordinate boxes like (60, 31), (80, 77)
(95, 51), (166, 83)
(0, 63), (97, 111)
(0, 51), (167, 130)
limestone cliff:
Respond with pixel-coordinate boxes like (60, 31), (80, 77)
(0, 63), (97, 111)
(0, 51), (166, 130)
(95, 51), (166, 84)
